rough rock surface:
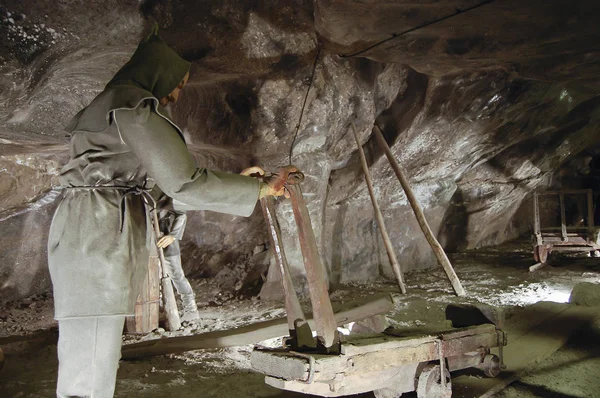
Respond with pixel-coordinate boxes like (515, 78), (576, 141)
(1, 0), (600, 301)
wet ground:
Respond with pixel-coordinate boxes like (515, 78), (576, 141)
(1, 240), (599, 397)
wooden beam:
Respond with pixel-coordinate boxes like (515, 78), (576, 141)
(372, 125), (465, 296)
(125, 255), (160, 334)
(287, 184), (339, 347)
(351, 123), (407, 294)
(533, 192), (541, 238)
(260, 196), (307, 331)
(121, 293), (394, 360)
(559, 193), (568, 241)
(587, 189), (594, 237)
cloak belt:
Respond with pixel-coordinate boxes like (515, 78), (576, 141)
(63, 185), (157, 233)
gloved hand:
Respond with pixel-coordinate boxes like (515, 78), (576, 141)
(259, 182), (285, 199)
(157, 235), (176, 248)
(241, 165), (302, 199)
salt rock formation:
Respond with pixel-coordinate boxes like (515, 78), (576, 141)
(1, 0), (599, 301)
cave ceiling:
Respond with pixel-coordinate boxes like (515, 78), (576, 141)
(1, 0), (599, 300)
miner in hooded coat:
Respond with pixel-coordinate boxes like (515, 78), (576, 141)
(48, 27), (282, 397)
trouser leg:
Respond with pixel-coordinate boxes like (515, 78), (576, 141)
(56, 316), (125, 398)
(164, 255), (197, 312)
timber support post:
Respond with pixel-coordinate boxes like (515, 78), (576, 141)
(351, 123), (407, 294)
(372, 124), (465, 297)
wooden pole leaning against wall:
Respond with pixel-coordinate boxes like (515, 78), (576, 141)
(351, 123), (407, 294)
(372, 125), (466, 297)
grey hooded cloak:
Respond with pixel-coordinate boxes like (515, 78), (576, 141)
(48, 28), (259, 320)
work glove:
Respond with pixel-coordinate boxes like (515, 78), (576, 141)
(157, 235), (176, 248)
(240, 165), (302, 199)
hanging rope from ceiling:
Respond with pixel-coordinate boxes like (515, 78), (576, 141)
(340, 0), (497, 58)
(289, 46), (321, 164)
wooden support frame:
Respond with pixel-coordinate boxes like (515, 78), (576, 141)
(372, 124), (465, 297)
(351, 123), (407, 294)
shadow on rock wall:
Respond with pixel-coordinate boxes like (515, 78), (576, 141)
(0, 189), (60, 303)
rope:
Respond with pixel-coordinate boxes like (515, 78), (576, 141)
(289, 46), (321, 164)
(340, 0), (497, 58)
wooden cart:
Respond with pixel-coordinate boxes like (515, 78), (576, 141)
(250, 175), (494, 397)
(251, 316), (505, 398)
(532, 189), (600, 263)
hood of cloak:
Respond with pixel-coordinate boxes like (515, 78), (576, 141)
(66, 25), (191, 134)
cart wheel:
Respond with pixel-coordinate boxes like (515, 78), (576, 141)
(416, 364), (452, 398)
(534, 245), (548, 263)
(482, 354), (501, 377)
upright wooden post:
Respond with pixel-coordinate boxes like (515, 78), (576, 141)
(125, 255), (160, 333)
(559, 193), (567, 241)
(533, 192), (541, 238)
(372, 125), (466, 297)
(351, 123), (407, 294)
(586, 189), (594, 237)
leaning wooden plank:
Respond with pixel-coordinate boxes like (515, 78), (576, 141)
(122, 294), (394, 360)
(452, 302), (600, 398)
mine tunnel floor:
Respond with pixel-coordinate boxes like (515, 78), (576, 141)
(1, 240), (599, 397)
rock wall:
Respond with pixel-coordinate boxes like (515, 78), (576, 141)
(1, 0), (600, 302)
